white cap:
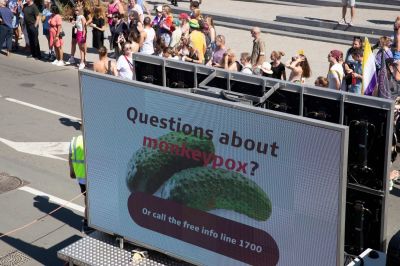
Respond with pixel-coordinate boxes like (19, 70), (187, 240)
(260, 62), (273, 74)
(156, 5), (162, 12)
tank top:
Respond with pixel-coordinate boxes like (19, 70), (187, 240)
(140, 27), (155, 55)
(75, 15), (84, 31)
(107, 1), (119, 25)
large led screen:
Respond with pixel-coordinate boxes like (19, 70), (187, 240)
(80, 71), (347, 266)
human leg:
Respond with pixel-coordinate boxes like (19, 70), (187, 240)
(26, 25), (35, 56)
(0, 25), (9, 54)
(350, 4), (356, 25)
(13, 27), (19, 50)
(67, 38), (77, 64)
(339, 1), (348, 24)
(5, 27), (13, 54)
(27, 25), (41, 58)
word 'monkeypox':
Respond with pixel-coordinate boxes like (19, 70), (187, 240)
(143, 136), (257, 175)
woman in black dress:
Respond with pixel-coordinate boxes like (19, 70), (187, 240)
(90, 6), (106, 49)
(270, 51), (286, 80)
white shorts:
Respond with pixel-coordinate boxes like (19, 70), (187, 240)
(342, 0), (355, 7)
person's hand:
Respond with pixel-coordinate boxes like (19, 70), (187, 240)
(298, 55), (305, 62)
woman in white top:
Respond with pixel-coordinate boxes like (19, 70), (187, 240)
(75, 6), (87, 70)
(117, 42), (136, 80)
(140, 16), (155, 55)
(127, 0), (143, 23)
(327, 50), (344, 90)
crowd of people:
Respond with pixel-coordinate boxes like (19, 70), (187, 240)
(0, 0), (398, 93)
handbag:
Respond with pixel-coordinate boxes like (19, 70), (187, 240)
(59, 30), (65, 38)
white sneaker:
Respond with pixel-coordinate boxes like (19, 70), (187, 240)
(66, 57), (76, 65)
(338, 18), (346, 25)
(348, 20), (354, 26)
(51, 59), (59, 65)
(78, 63), (85, 70)
(56, 60), (65, 66)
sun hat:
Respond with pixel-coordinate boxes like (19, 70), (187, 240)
(260, 62), (273, 74)
(189, 19), (200, 29)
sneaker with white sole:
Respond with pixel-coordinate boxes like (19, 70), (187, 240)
(56, 60), (65, 66)
(66, 57), (76, 65)
(338, 18), (346, 25)
(348, 20), (354, 26)
(51, 59), (59, 65)
(79, 63), (85, 70)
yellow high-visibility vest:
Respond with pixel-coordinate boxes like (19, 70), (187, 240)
(70, 135), (86, 180)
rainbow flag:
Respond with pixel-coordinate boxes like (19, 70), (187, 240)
(362, 37), (378, 95)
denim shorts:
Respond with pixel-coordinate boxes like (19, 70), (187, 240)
(342, 0), (355, 7)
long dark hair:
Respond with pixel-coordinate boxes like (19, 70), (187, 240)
(50, 4), (60, 14)
(300, 56), (311, 79)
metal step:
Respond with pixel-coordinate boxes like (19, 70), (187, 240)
(215, 20), (352, 45)
(275, 15), (393, 36)
(170, 7), (380, 45)
(237, 0), (400, 11)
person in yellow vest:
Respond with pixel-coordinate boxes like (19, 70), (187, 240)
(69, 132), (93, 233)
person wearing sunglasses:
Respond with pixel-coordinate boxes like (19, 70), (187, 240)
(117, 41), (136, 80)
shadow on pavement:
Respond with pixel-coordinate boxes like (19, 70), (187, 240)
(230, 0), (307, 7)
(390, 185), (400, 197)
(59, 117), (81, 131)
(0, 234), (82, 265)
(33, 195), (83, 231)
(368, 19), (394, 25)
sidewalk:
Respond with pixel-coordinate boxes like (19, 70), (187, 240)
(10, 0), (398, 83)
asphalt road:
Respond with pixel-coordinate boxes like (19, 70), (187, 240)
(0, 55), (85, 265)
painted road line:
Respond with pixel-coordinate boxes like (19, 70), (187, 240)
(4, 97), (80, 121)
(0, 138), (69, 161)
(18, 186), (84, 213)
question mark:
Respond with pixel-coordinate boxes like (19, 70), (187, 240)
(250, 161), (259, 176)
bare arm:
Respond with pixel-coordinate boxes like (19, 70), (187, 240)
(81, 17), (87, 36)
(112, 62), (118, 76)
(118, 2), (125, 15)
(142, 0), (151, 16)
(139, 30), (147, 48)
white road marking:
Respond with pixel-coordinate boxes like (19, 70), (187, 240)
(4, 97), (81, 121)
(18, 186), (84, 213)
(0, 137), (69, 161)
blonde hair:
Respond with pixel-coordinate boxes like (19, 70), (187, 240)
(271, 51), (285, 60)
(314, 76), (328, 88)
(162, 5), (172, 15)
(193, 8), (202, 20)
